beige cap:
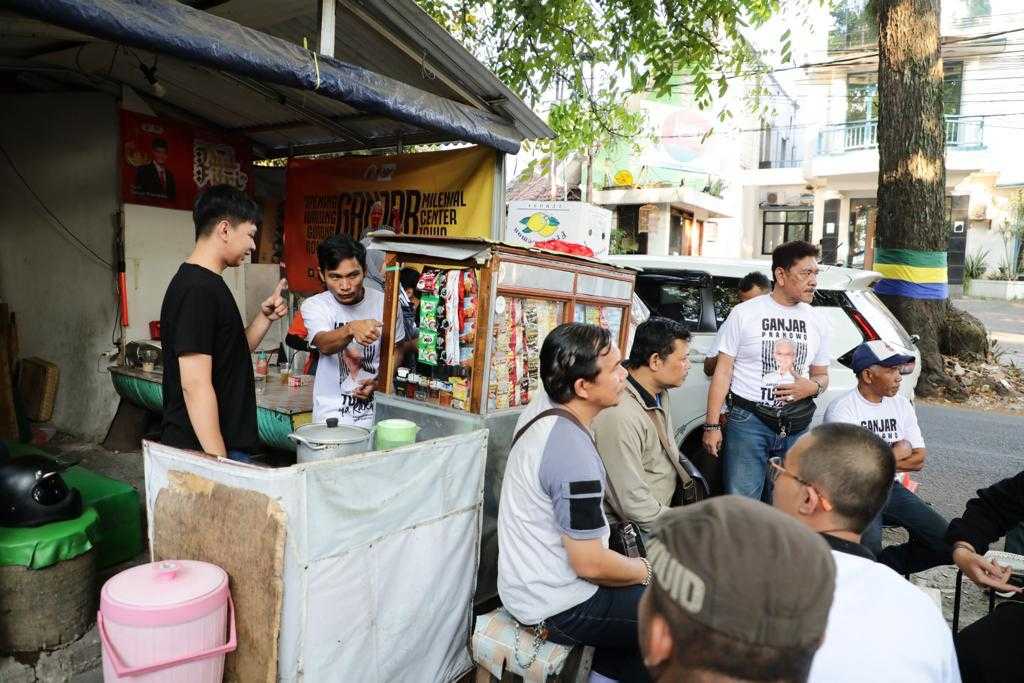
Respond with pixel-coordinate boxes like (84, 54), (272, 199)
(648, 496), (836, 649)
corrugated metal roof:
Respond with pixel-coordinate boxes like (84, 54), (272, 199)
(0, 0), (552, 157)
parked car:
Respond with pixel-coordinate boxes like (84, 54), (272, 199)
(605, 255), (922, 462)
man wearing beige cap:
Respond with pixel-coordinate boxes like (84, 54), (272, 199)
(638, 496), (835, 683)
(771, 423), (960, 682)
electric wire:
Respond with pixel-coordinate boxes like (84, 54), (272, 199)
(0, 141), (114, 270)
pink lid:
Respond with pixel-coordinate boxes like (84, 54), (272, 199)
(100, 560), (229, 627)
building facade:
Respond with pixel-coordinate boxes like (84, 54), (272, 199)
(595, 0), (1024, 283)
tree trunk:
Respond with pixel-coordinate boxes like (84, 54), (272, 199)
(875, 0), (950, 396)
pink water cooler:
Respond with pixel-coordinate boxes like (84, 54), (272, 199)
(98, 560), (236, 682)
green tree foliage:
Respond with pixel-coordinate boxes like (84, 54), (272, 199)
(417, 0), (793, 160)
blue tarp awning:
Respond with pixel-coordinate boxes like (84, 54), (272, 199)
(7, 0), (525, 154)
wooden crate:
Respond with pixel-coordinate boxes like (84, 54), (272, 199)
(18, 357), (59, 422)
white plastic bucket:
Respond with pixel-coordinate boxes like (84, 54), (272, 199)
(98, 560), (236, 681)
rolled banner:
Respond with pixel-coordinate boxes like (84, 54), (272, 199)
(873, 248), (949, 300)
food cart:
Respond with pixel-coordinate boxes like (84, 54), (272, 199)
(368, 235), (640, 601)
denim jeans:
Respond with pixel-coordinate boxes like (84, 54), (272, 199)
(723, 405), (805, 502)
(862, 480), (951, 575)
(227, 450), (253, 463)
(544, 585), (651, 683)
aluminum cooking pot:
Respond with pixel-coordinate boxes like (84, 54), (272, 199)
(288, 418), (374, 464)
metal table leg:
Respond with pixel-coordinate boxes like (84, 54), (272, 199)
(953, 569), (963, 632)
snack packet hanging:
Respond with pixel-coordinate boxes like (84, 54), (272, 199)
(418, 330), (439, 366)
(419, 294), (440, 332)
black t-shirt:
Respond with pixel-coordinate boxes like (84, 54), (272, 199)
(160, 263), (258, 452)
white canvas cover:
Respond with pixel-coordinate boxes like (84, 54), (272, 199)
(143, 429), (487, 682)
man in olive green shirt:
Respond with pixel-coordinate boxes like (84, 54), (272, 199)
(593, 318), (694, 532)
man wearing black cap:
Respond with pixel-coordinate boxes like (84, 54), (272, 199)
(824, 340), (951, 574)
(638, 496), (836, 683)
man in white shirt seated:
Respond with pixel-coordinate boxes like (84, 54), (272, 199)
(772, 422), (960, 682)
(824, 340), (951, 574)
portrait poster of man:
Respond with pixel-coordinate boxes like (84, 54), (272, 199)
(120, 110), (252, 211)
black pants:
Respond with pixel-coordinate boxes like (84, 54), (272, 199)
(544, 585), (651, 682)
(956, 601), (1024, 682)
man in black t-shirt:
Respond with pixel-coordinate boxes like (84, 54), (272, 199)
(160, 185), (287, 461)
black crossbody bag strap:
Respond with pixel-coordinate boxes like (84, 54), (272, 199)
(509, 406), (645, 557)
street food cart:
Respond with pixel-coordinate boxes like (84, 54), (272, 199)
(369, 236), (640, 601)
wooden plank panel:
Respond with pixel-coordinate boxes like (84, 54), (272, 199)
(153, 471), (286, 683)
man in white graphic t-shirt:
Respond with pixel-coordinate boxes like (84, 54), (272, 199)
(824, 340), (951, 575)
(302, 235), (405, 427)
(703, 241), (832, 501)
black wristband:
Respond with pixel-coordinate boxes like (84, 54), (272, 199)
(703, 423), (721, 431)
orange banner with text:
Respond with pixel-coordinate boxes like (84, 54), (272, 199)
(283, 146), (496, 294)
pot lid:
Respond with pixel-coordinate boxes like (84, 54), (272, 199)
(103, 560), (227, 611)
(293, 418), (372, 445)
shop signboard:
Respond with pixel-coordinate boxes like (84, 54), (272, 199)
(120, 110), (252, 211)
(506, 200), (612, 256)
(284, 146), (497, 294)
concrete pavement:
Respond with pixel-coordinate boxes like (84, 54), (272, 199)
(952, 296), (1024, 367)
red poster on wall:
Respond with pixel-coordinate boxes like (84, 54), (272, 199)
(120, 109), (252, 211)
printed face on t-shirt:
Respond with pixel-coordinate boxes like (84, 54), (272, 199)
(760, 331), (807, 405)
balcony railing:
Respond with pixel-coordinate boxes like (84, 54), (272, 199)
(758, 158), (803, 169)
(816, 115), (985, 155)
(827, 25), (878, 52)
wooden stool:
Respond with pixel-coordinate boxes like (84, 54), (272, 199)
(472, 608), (594, 682)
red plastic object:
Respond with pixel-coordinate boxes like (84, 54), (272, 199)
(533, 239), (595, 258)
(149, 321), (161, 340)
(118, 272), (129, 327)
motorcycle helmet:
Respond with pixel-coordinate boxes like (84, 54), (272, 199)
(0, 454), (82, 527)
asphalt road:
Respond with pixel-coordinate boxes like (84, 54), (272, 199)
(914, 402), (1024, 521)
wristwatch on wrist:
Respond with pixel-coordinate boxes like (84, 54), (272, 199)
(812, 378), (825, 398)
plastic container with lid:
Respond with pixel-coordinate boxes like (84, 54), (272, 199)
(98, 559), (236, 682)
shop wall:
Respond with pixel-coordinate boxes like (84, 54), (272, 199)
(0, 93), (121, 440)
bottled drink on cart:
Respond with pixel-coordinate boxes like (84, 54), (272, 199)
(255, 352), (270, 376)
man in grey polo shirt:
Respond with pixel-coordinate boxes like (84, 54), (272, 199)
(498, 323), (652, 682)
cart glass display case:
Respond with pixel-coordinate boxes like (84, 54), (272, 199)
(376, 238), (636, 418)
